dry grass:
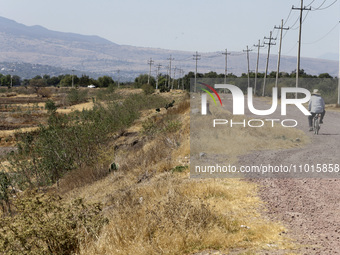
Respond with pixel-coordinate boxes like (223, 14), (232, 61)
(56, 100), (95, 113)
(79, 175), (293, 255)
(59, 95), (299, 254)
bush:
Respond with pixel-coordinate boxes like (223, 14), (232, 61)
(0, 190), (107, 255)
(10, 93), (168, 188)
(0, 172), (11, 214)
(67, 88), (88, 105)
(37, 87), (52, 98)
(159, 85), (170, 93)
(45, 99), (57, 112)
(141, 84), (155, 95)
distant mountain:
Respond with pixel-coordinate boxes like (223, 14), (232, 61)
(0, 16), (338, 80)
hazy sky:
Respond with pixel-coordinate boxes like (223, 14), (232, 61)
(0, 0), (339, 60)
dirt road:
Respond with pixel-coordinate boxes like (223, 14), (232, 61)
(232, 95), (340, 254)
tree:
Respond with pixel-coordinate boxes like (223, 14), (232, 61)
(0, 75), (11, 87)
(60, 74), (79, 87)
(134, 74), (155, 88)
(318, 73), (333, 79)
(97, 76), (114, 87)
(78, 74), (91, 87)
(47, 76), (61, 86)
(29, 78), (47, 88)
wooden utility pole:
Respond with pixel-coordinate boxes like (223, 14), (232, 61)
(167, 55), (174, 88)
(274, 19), (289, 87)
(193, 51), (201, 92)
(172, 67), (177, 90)
(243, 46), (252, 88)
(292, 0), (311, 97)
(253, 40), (264, 95)
(147, 58), (154, 84)
(155, 64), (162, 90)
(222, 49), (231, 84)
(116, 69), (120, 88)
(338, 25), (340, 105)
(263, 31), (276, 96)
(72, 69), (75, 88)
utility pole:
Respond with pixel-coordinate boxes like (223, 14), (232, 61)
(167, 55), (174, 88)
(116, 69), (120, 88)
(147, 58), (154, 84)
(274, 20), (289, 87)
(172, 67), (177, 90)
(181, 69), (185, 90)
(193, 51), (201, 92)
(263, 31), (276, 96)
(165, 65), (169, 88)
(155, 64), (162, 90)
(243, 46), (252, 88)
(292, 0), (311, 97)
(72, 69), (75, 88)
(222, 49), (231, 84)
(338, 24), (340, 105)
(253, 40), (264, 95)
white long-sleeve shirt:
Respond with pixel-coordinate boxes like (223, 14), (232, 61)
(308, 95), (325, 113)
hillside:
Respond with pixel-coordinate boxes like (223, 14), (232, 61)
(0, 16), (338, 80)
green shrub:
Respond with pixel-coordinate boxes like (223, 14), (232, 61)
(159, 85), (170, 93)
(10, 93), (168, 188)
(0, 172), (11, 214)
(67, 88), (88, 105)
(45, 99), (57, 112)
(141, 84), (155, 95)
(171, 165), (188, 173)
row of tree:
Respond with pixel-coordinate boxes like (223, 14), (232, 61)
(0, 74), (117, 88)
(1, 70), (336, 91)
(134, 70), (337, 91)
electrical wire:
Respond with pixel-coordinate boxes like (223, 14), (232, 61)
(313, 0), (328, 9)
(283, 42), (298, 55)
(311, 0), (338, 10)
(303, 21), (340, 44)
(306, 0), (317, 7)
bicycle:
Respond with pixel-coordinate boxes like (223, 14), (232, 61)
(313, 113), (321, 135)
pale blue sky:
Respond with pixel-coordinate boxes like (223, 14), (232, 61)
(0, 0), (339, 60)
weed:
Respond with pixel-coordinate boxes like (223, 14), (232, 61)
(171, 165), (188, 173)
(0, 190), (107, 255)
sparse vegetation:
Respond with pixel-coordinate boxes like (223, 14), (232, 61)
(0, 88), (307, 254)
(67, 88), (88, 105)
(0, 190), (107, 255)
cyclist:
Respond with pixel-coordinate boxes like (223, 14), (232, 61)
(308, 89), (325, 131)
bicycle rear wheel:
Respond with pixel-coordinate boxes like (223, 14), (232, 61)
(314, 118), (320, 135)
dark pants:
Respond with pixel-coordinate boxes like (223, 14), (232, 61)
(308, 110), (325, 127)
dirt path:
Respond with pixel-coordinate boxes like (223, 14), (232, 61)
(231, 95), (340, 254)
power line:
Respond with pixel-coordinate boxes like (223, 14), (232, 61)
(193, 51), (201, 92)
(311, 0), (338, 10)
(303, 21), (340, 44)
(263, 31), (276, 96)
(306, 0), (317, 7)
(253, 40), (264, 95)
(243, 46), (252, 88)
(311, 0), (327, 10)
(283, 8), (293, 26)
(222, 49), (231, 84)
(274, 20), (289, 87)
(167, 55), (174, 88)
(147, 58), (154, 84)
(155, 64), (162, 90)
(292, 0), (311, 95)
